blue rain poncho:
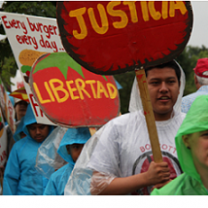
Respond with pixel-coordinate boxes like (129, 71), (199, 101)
(3, 104), (54, 195)
(44, 127), (91, 195)
(13, 116), (25, 142)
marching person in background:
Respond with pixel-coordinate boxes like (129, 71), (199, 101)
(6, 97), (28, 157)
(181, 58), (208, 113)
(14, 98), (28, 122)
(152, 95), (208, 195)
(1, 97), (28, 193)
(3, 104), (54, 195)
(44, 127), (91, 195)
(64, 60), (186, 195)
(13, 116), (26, 142)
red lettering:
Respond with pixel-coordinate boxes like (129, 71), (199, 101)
(45, 40), (52, 49)
(140, 146), (145, 153)
(49, 25), (54, 35)
(27, 18), (58, 37)
(173, 147), (176, 154)
(168, 145), (174, 152)
(10, 19), (18, 28)
(51, 41), (58, 52)
(27, 18), (42, 32)
(16, 35), (23, 44)
(39, 35), (58, 52)
(2, 16), (28, 34)
(16, 35), (38, 50)
(40, 35), (46, 47)
(162, 144), (168, 150)
(145, 144), (151, 150)
(1, 15), (11, 29)
(29, 94), (44, 117)
(2, 151), (7, 158)
(43, 25), (50, 38)
(53, 26), (57, 35)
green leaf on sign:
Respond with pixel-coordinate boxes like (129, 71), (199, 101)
(33, 52), (84, 79)
(102, 75), (107, 81)
(21, 65), (31, 73)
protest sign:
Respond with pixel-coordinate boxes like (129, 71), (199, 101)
(0, 107), (7, 166)
(0, 78), (16, 134)
(10, 69), (24, 92)
(9, 86), (29, 102)
(29, 52), (120, 127)
(57, 1), (192, 75)
(0, 12), (66, 125)
(56, 1), (193, 162)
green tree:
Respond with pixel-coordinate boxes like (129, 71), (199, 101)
(176, 45), (208, 96)
(1, 1), (56, 18)
(114, 71), (135, 114)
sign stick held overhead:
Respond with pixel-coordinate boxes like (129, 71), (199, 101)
(56, 1), (193, 162)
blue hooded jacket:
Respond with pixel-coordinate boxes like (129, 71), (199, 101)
(13, 116), (25, 142)
(44, 127), (91, 195)
(3, 104), (54, 195)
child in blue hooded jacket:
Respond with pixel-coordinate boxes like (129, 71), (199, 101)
(3, 104), (54, 195)
(44, 127), (91, 195)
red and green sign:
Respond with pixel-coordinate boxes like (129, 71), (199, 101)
(29, 52), (120, 127)
(57, 1), (193, 75)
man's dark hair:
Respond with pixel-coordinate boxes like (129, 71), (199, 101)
(145, 60), (181, 84)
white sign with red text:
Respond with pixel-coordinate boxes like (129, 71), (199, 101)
(0, 12), (65, 125)
(0, 108), (7, 166)
(10, 69), (24, 92)
(24, 78), (55, 125)
(0, 78), (16, 133)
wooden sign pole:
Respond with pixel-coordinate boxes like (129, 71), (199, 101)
(135, 67), (163, 163)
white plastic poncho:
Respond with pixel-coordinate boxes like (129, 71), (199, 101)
(64, 61), (186, 195)
(35, 126), (68, 179)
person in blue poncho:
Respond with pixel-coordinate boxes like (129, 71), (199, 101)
(3, 104), (54, 195)
(44, 127), (91, 195)
(13, 115), (26, 142)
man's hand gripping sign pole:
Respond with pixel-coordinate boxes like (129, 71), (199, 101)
(56, 1), (193, 162)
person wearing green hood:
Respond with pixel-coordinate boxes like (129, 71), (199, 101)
(151, 95), (208, 195)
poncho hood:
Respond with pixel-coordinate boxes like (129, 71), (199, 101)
(22, 104), (54, 142)
(57, 127), (91, 165)
(128, 60), (185, 113)
(13, 117), (25, 142)
(175, 95), (208, 183)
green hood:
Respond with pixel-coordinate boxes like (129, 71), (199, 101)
(175, 95), (208, 182)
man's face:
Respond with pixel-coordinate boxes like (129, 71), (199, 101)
(27, 123), (50, 143)
(183, 130), (208, 172)
(15, 101), (28, 121)
(146, 67), (180, 121)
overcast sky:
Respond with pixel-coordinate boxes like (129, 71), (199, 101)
(0, 1), (208, 48)
(187, 1), (208, 47)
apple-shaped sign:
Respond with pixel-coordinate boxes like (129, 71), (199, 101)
(29, 52), (120, 127)
(56, 1), (193, 75)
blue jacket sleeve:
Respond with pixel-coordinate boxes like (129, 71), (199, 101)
(3, 144), (20, 195)
(43, 177), (58, 195)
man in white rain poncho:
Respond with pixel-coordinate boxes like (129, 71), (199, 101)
(64, 60), (186, 195)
